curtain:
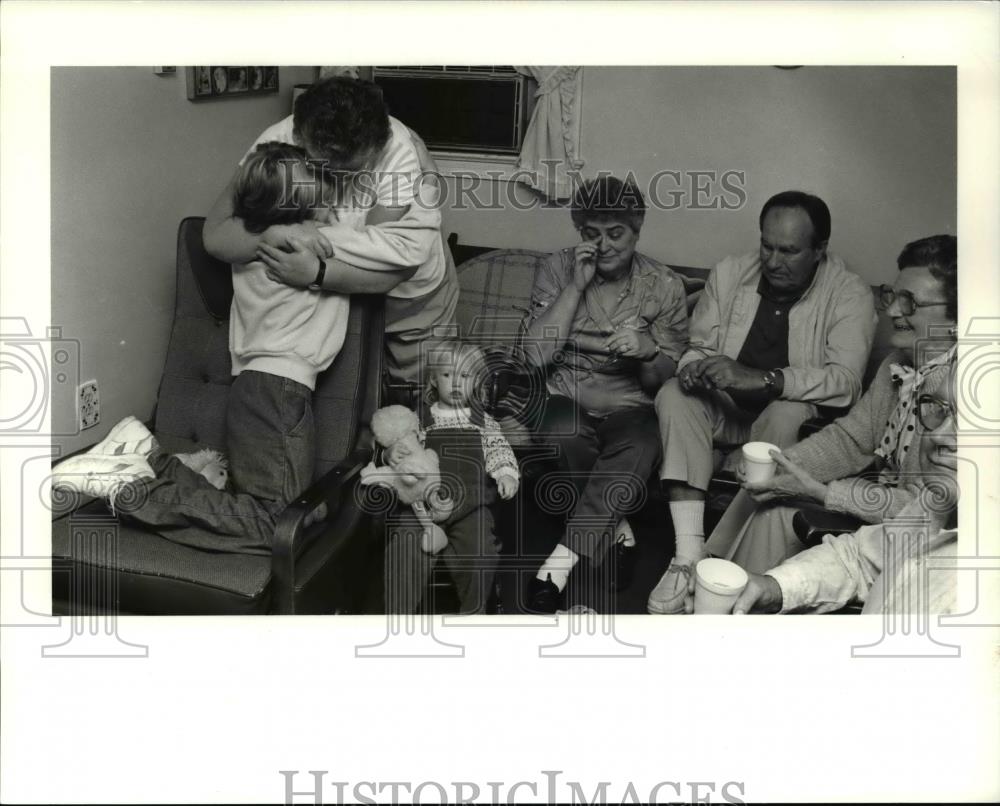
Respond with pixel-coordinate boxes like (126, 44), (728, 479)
(514, 66), (584, 200)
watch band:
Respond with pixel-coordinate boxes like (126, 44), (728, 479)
(307, 257), (327, 291)
(763, 368), (782, 395)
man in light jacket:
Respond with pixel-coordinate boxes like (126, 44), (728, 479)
(648, 190), (876, 614)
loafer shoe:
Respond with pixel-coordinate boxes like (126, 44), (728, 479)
(647, 561), (694, 614)
(527, 574), (561, 614)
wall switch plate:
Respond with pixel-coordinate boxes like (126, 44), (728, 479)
(77, 379), (100, 430)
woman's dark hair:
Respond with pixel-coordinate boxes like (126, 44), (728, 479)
(293, 76), (391, 170)
(232, 142), (315, 234)
(570, 175), (646, 232)
(897, 234), (957, 319)
(759, 190), (831, 247)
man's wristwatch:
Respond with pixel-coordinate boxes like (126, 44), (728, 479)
(762, 368), (783, 396)
(307, 257), (327, 291)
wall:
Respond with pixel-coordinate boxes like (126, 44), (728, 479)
(439, 66), (956, 281)
(51, 66), (955, 455)
(51, 66), (316, 455)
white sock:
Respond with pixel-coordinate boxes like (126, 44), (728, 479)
(669, 500), (705, 565)
(615, 517), (636, 547)
(536, 543), (579, 591)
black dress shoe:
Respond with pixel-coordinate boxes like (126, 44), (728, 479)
(610, 540), (638, 592)
(527, 574), (561, 614)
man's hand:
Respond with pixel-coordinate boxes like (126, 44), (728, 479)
(497, 475), (519, 500)
(604, 328), (658, 361)
(678, 358), (709, 392)
(688, 355), (767, 392)
(261, 222), (334, 259)
(683, 569), (697, 614)
(744, 451), (829, 505)
(572, 242), (598, 292)
(256, 238), (321, 288)
(732, 572), (783, 614)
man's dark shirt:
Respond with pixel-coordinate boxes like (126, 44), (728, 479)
(732, 275), (807, 412)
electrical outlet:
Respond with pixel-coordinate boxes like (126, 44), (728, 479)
(77, 379), (100, 430)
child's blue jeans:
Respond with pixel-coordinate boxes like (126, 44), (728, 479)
(116, 370), (314, 554)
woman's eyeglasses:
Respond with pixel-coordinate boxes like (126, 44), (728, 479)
(916, 394), (956, 431)
(878, 285), (949, 316)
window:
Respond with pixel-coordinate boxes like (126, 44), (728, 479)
(371, 66), (536, 157)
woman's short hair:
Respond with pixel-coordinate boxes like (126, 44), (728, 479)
(293, 76), (391, 170)
(897, 234), (957, 320)
(759, 190), (831, 247)
(232, 142), (316, 234)
(570, 176), (646, 232)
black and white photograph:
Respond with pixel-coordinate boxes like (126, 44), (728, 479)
(1, 2), (997, 805)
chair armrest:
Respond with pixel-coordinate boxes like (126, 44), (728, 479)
(270, 448), (370, 612)
(792, 507), (864, 548)
(384, 380), (421, 408)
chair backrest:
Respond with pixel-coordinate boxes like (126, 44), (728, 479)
(454, 248), (550, 347)
(154, 217), (383, 479)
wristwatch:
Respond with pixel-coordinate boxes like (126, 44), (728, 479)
(307, 257), (327, 291)
(762, 368), (783, 396)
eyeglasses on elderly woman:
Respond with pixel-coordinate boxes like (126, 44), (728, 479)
(917, 394), (956, 431)
(878, 285), (950, 317)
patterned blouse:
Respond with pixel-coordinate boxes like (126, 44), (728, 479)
(525, 247), (689, 417)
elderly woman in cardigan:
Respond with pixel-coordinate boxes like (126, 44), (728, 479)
(731, 361), (959, 615)
(724, 234), (957, 575)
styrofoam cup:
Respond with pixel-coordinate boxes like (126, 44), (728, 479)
(694, 558), (749, 614)
(740, 441), (780, 484)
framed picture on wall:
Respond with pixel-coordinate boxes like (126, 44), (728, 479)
(186, 66), (279, 100)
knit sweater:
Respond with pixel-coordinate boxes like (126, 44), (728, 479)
(784, 350), (950, 524)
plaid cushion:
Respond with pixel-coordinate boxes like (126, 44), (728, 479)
(454, 248), (550, 345)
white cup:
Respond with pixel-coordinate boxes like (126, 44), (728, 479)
(694, 558), (749, 614)
(740, 441), (780, 484)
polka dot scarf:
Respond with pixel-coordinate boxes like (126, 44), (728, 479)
(875, 345), (956, 472)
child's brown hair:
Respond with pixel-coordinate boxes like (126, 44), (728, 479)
(232, 141), (320, 233)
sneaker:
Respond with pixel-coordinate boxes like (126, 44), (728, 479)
(52, 452), (155, 505)
(87, 416), (157, 458)
(647, 561), (694, 614)
(527, 574), (561, 614)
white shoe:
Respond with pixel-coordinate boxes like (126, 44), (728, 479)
(87, 416), (157, 458)
(647, 560), (696, 614)
(52, 452), (155, 503)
